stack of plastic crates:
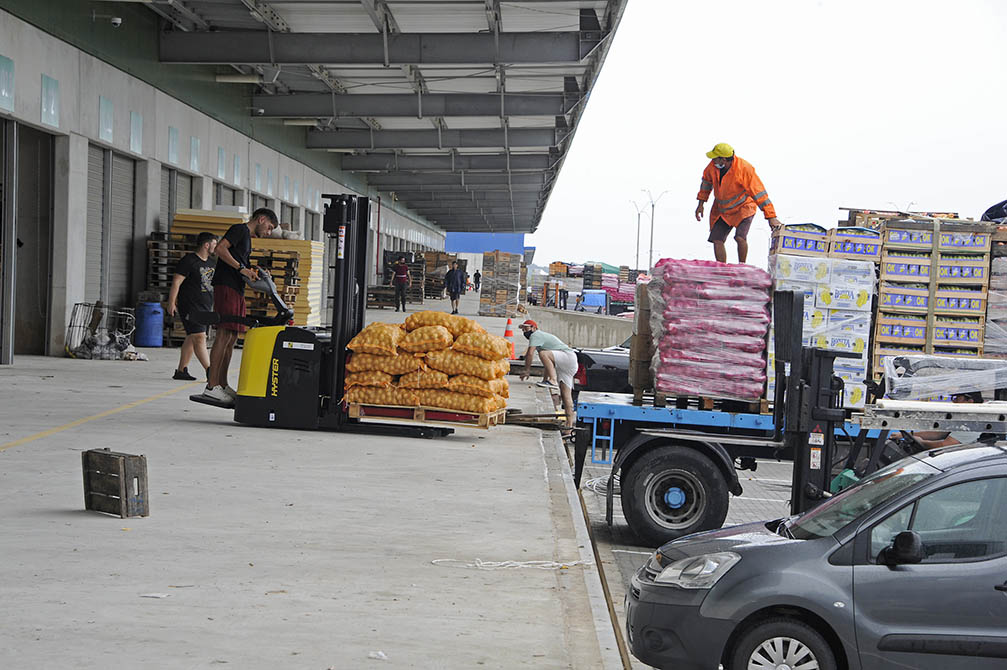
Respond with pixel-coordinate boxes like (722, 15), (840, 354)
(65, 302), (136, 359)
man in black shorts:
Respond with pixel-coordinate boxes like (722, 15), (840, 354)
(168, 232), (218, 380)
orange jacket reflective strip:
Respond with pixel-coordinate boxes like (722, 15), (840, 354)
(696, 155), (777, 227)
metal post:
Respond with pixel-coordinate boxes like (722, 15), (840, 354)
(641, 189), (668, 272)
(635, 210), (640, 270)
(1, 120), (17, 365)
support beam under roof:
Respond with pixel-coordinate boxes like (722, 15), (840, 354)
(254, 93), (576, 118)
(160, 31), (601, 65)
(308, 127), (559, 150)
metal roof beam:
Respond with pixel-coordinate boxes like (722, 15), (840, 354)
(342, 153), (552, 172)
(308, 127), (559, 150)
(412, 207), (537, 216)
(394, 191), (540, 203)
(370, 173), (545, 187)
(254, 93), (573, 118)
(160, 31), (601, 65)
(380, 182), (542, 192)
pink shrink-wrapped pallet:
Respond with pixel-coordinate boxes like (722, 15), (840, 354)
(649, 259), (772, 400)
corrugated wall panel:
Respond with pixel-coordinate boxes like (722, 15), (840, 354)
(85, 145), (105, 302)
(107, 154), (134, 307)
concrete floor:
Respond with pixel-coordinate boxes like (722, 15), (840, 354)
(0, 294), (618, 669)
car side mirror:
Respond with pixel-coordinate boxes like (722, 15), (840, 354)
(880, 530), (924, 566)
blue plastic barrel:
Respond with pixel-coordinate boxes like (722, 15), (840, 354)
(135, 302), (164, 347)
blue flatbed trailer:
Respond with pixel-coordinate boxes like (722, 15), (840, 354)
(574, 391), (876, 546)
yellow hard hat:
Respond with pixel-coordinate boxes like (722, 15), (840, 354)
(706, 143), (735, 159)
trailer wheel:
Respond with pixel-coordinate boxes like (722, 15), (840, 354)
(621, 445), (729, 546)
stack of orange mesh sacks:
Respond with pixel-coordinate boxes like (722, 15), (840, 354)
(343, 310), (510, 415)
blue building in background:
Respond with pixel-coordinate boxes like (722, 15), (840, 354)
(445, 232), (525, 255)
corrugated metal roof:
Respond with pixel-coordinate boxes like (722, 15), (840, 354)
(150, 0), (628, 233)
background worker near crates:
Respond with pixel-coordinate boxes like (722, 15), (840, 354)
(202, 208), (278, 407)
(391, 256), (411, 312)
(444, 260), (466, 314)
(167, 232), (218, 381)
(695, 142), (783, 263)
(518, 320), (577, 432)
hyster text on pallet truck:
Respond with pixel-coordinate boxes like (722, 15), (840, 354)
(190, 194), (451, 439)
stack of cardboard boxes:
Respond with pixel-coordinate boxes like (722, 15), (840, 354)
(767, 224), (878, 409)
(478, 250), (522, 317)
(874, 221), (991, 369)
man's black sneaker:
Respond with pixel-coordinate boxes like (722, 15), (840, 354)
(173, 368), (197, 381)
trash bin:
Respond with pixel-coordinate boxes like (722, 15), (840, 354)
(134, 301), (164, 347)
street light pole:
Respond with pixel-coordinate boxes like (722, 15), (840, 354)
(631, 200), (645, 271)
(642, 189), (670, 271)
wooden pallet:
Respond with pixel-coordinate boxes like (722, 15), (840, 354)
(347, 403), (507, 429)
(652, 392), (770, 415)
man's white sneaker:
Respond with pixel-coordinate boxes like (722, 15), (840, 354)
(536, 380), (558, 388)
(223, 385), (239, 401)
(202, 385), (235, 406)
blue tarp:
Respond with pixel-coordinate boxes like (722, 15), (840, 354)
(445, 232), (525, 255)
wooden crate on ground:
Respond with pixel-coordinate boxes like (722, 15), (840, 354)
(82, 448), (149, 518)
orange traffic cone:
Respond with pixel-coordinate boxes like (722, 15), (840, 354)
(503, 317), (516, 359)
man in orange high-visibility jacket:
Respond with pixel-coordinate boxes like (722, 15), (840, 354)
(695, 143), (781, 264)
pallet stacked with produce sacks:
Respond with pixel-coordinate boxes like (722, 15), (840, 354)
(478, 250), (522, 317)
(873, 220), (993, 373)
(343, 311), (510, 428)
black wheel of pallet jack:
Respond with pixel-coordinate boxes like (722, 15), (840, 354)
(621, 445), (729, 547)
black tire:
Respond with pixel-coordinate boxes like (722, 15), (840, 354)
(729, 618), (837, 670)
(620, 445), (729, 546)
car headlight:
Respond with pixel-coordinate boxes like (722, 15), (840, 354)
(653, 552), (741, 589)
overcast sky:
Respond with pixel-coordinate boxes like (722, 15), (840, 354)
(526, 0), (1007, 271)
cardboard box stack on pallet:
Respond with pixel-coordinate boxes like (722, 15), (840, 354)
(519, 263), (528, 305)
(478, 250), (522, 317)
(768, 223), (877, 409)
(983, 230), (1007, 358)
(874, 221), (992, 371)
(169, 209), (325, 327)
(839, 207), (961, 229)
(629, 281), (654, 403)
(421, 251), (454, 299)
(549, 262), (568, 277)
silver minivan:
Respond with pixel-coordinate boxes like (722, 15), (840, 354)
(626, 444), (1007, 669)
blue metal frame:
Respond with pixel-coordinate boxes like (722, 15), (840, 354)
(577, 397), (872, 466)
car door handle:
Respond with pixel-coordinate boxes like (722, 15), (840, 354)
(995, 583), (1007, 592)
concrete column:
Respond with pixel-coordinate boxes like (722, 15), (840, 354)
(50, 132), (89, 355)
(196, 175), (213, 210)
(134, 158), (161, 299)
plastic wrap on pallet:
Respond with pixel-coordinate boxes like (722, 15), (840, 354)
(882, 355), (1007, 400)
(649, 259), (770, 400)
(983, 258), (1007, 357)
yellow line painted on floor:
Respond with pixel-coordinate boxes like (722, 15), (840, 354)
(0, 382), (202, 452)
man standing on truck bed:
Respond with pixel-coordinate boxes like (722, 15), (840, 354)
(695, 142), (782, 264)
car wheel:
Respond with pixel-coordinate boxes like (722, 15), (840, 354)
(729, 618), (837, 670)
(620, 445), (729, 546)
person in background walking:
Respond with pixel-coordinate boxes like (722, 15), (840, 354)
(202, 208), (278, 406)
(168, 232), (218, 380)
(444, 261), (466, 315)
(473, 270), (481, 291)
(391, 256), (411, 312)
(560, 287), (569, 311)
(695, 142), (781, 264)
(518, 320), (577, 432)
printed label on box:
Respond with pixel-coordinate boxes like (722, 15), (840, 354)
(817, 286), (873, 311)
(770, 255), (831, 283)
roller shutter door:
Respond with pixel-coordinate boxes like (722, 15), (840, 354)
(251, 193), (268, 211)
(85, 145), (105, 302)
(159, 167), (171, 231)
(175, 172), (192, 213)
(215, 182), (236, 206)
(281, 203), (295, 230)
(107, 154), (135, 307)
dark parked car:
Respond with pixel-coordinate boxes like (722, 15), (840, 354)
(627, 443), (1007, 670)
(574, 336), (631, 393)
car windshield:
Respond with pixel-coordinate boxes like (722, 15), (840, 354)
(788, 458), (940, 540)
(620, 336), (631, 348)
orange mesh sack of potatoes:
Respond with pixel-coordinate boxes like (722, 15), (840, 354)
(452, 332), (511, 361)
(446, 375), (510, 399)
(425, 349), (508, 381)
(344, 371), (393, 390)
(405, 311), (487, 338)
(347, 322), (403, 356)
(397, 369), (449, 389)
(345, 386), (419, 407)
(399, 325), (453, 353)
(345, 352), (425, 375)
(413, 389), (505, 414)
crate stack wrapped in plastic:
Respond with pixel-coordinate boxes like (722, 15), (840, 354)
(982, 257), (1007, 359)
(767, 255), (876, 408)
(648, 259), (771, 400)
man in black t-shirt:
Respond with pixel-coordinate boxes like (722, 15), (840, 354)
(168, 232), (218, 380)
(202, 208), (278, 406)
